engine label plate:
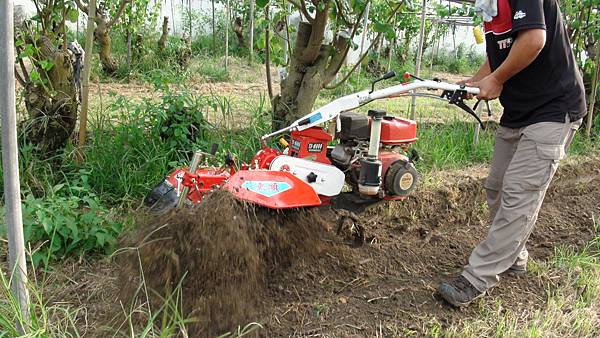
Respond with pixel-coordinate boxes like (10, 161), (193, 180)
(307, 142), (324, 152)
(241, 180), (292, 197)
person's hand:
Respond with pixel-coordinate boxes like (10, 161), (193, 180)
(468, 75), (503, 100)
(457, 77), (475, 99)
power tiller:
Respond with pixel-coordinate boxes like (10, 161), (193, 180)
(145, 72), (484, 213)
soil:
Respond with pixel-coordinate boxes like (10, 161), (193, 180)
(20, 157), (600, 337)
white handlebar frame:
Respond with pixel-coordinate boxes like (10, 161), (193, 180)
(262, 80), (480, 140)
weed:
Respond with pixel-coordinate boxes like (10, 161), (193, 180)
(19, 176), (122, 268)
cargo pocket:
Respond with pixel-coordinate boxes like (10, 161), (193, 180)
(525, 144), (563, 190)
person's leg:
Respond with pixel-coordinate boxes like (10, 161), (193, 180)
(485, 126), (529, 272)
(462, 117), (580, 292)
(485, 126), (521, 222)
(438, 116), (581, 306)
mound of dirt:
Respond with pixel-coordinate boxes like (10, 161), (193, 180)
(119, 191), (332, 336)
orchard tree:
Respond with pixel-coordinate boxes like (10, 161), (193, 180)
(114, 0), (161, 71)
(15, 0), (81, 153)
(268, 0), (405, 130)
(75, 0), (130, 74)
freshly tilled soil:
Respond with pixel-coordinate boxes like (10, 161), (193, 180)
(105, 158), (599, 336)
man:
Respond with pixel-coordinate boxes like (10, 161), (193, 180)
(437, 0), (587, 307)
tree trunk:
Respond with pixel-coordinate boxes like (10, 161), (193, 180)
(133, 33), (143, 61)
(272, 22), (328, 130)
(233, 17), (245, 48)
(95, 17), (118, 75)
(23, 36), (78, 154)
(158, 16), (169, 52)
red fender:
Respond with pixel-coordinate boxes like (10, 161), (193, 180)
(224, 170), (322, 209)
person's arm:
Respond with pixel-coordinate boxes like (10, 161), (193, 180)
(470, 28), (546, 100)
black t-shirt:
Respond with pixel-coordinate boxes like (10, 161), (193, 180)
(484, 0), (586, 128)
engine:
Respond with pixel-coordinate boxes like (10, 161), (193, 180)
(330, 112), (419, 198)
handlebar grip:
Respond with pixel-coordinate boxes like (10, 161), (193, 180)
(382, 71), (396, 80)
(463, 86), (480, 95)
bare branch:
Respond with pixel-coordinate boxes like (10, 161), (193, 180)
(334, 0), (352, 27)
(298, 2), (330, 64)
(322, 1), (370, 84)
(14, 44), (30, 81)
(14, 66), (26, 87)
(289, 0), (315, 23)
(325, 1), (404, 89)
(107, 0), (130, 28)
(74, 0), (88, 14)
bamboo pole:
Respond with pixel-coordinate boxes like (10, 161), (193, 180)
(225, 0), (229, 70)
(1, 0), (30, 332)
(212, 0), (215, 49)
(586, 43), (600, 138)
(171, 0), (176, 34)
(77, 0), (97, 160)
(188, 0), (193, 37)
(249, 0), (255, 62)
(265, 4), (273, 100)
(356, 2), (371, 78)
(410, 0), (427, 120)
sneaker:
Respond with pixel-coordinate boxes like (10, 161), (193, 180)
(505, 262), (527, 275)
(437, 275), (485, 307)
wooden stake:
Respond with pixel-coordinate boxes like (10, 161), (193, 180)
(249, 0), (255, 62)
(586, 43), (599, 138)
(76, 0), (97, 162)
(1, 0), (30, 332)
(356, 2), (371, 78)
(410, 0), (427, 120)
(265, 4), (273, 100)
(225, 0), (229, 70)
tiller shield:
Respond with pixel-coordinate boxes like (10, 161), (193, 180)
(224, 171), (322, 209)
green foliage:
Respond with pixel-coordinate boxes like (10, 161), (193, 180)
(196, 58), (231, 82)
(416, 120), (495, 172)
(20, 175), (122, 268)
(431, 43), (485, 75)
(152, 91), (214, 150)
(75, 88), (271, 204)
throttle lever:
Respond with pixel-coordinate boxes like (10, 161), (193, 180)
(455, 100), (486, 130)
(441, 89), (485, 130)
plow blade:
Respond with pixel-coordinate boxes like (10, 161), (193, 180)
(224, 170), (322, 209)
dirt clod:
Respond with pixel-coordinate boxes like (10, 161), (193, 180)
(119, 190), (331, 336)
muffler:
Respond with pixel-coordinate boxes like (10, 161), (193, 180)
(358, 109), (386, 195)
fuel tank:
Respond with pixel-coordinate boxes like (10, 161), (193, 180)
(376, 116), (417, 145)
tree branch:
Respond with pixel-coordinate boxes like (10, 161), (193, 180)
(334, 0), (352, 27)
(289, 0), (315, 23)
(14, 66), (26, 87)
(325, 1), (404, 89)
(298, 2), (330, 64)
(74, 0), (89, 14)
(107, 0), (130, 28)
(15, 44), (30, 82)
(322, 1), (370, 85)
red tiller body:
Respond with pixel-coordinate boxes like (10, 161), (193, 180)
(289, 127), (333, 164)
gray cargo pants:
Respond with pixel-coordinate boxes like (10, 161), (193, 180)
(462, 115), (582, 292)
